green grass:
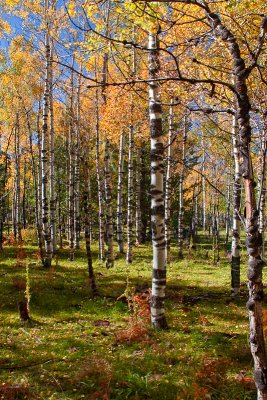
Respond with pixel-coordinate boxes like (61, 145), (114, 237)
(0, 236), (260, 399)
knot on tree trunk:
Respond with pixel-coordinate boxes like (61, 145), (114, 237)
(247, 257), (265, 281)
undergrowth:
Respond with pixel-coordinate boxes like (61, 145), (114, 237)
(0, 235), (260, 399)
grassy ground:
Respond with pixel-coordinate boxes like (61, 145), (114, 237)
(0, 235), (261, 399)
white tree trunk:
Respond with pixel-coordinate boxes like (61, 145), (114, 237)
(117, 131), (125, 253)
(74, 72), (81, 250)
(231, 113), (241, 297)
(135, 146), (142, 245)
(165, 99), (174, 264)
(104, 138), (115, 268)
(41, 24), (53, 267)
(258, 119), (267, 259)
(68, 65), (75, 261)
(178, 116), (187, 258)
(126, 113), (134, 264)
(95, 86), (105, 261)
(149, 31), (167, 329)
(49, 43), (57, 254)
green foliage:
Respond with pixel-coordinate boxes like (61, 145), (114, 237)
(0, 239), (257, 399)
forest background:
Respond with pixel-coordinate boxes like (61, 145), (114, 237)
(1, 0), (267, 399)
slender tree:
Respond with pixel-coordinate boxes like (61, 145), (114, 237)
(117, 130), (125, 253)
(149, 30), (167, 329)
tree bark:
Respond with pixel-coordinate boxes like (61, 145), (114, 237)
(207, 10), (267, 397)
(74, 72), (81, 250)
(49, 43), (57, 254)
(149, 31), (167, 329)
(83, 159), (97, 296)
(41, 21), (53, 268)
(135, 146), (142, 245)
(165, 99), (174, 264)
(117, 131), (125, 253)
(231, 113), (241, 297)
(68, 63), (75, 261)
(95, 85), (105, 261)
(126, 112), (134, 264)
(177, 116), (187, 258)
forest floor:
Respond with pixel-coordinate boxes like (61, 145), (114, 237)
(0, 234), (262, 399)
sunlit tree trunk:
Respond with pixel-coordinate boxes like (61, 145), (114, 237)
(126, 110), (134, 264)
(165, 99), (174, 264)
(95, 86), (105, 261)
(41, 23), (53, 267)
(231, 113), (241, 297)
(258, 118), (267, 259)
(149, 31), (167, 329)
(37, 102), (43, 250)
(74, 72), (81, 250)
(207, 11), (267, 397)
(177, 116), (187, 258)
(12, 179), (17, 239)
(140, 147), (148, 243)
(117, 131), (125, 253)
(68, 64), (75, 261)
(49, 43), (57, 254)
(225, 180), (231, 245)
(135, 146), (142, 245)
(102, 0), (114, 268)
(26, 106), (44, 259)
(15, 113), (22, 242)
(201, 134), (206, 233)
(104, 137), (114, 268)
(22, 159), (27, 230)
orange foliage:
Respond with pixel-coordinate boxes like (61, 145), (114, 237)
(115, 289), (151, 344)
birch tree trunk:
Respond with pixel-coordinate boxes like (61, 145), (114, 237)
(177, 116), (187, 258)
(37, 102), (43, 249)
(74, 72), (81, 250)
(231, 113), (241, 297)
(12, 179), (16, 240)
(258, 119), (267, 259)
(15, 113), (22, 242)
(49, 43), (57, 254)
(149, 31), (167, 329)
(165, 99), (174, 264)
(135, 146), (142, 245)
(225, 180), (231, 245)
(201, 134), (206, 233)
(95, 86), (105, 261)
(22, 159), (27, 230)
(41, 23), (53, 268)
(140, 147), (148, 243)
(104, 138), (115, 268)
(117, 131), (125, 253)
(126, 112), (134, 264)
(207, 11), (267, 397)
(68, 65), (75, 261)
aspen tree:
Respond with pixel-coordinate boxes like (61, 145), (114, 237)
(177, 116), (187, 258)
(117, 131), (125, 253)
(165, 99), (174, 264)
(149, 30), (167, 329)
(49, 42), (57, 254)
(135, 146), (142, 245)
(68, 62), (75, 261)
(231, 113), (241, 297)
(95, 84), (105, 261)
(41, 2), (53, 267)
(74, 72), (81, 250)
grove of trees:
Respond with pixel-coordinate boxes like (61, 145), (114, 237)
(1, 0), (267, 398)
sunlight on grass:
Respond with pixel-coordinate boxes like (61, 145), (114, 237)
(0, 237), (258, 399)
